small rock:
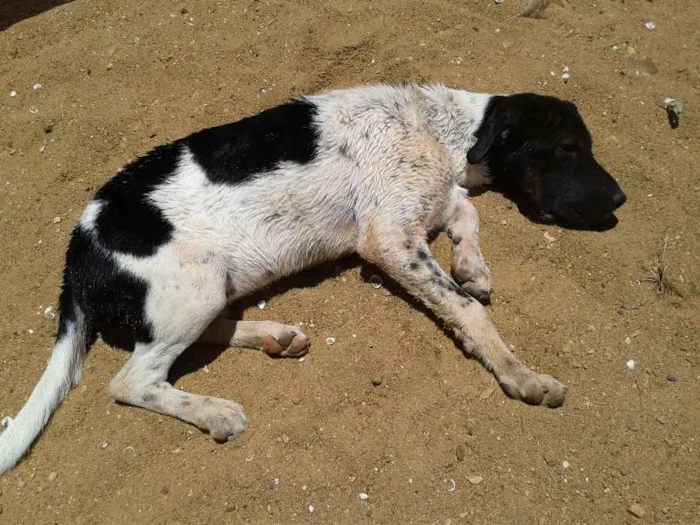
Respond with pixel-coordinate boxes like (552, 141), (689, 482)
(562, 460), (570, 469)
(666, 374), (678, 382)
(359, 492), (369, 500)
(627, 46), (636, 55)
(369, 274), (383, 289)
(466, 475), (483, 485)
(33, 83), (42, 90)
(455, 444), (466, 461)
(52, 216), (61, 224)
(628, 503), (646, 518)
(39, 145), (46, 153)
(626, 359), (636, 370)
(619, 467), (628, 477)
(624, 336), (631, 345)
(656, 415), (669, 425)
(644, 21), (655, 29)
(543, 232), (556, 243)
(291, 397), (301, 405)
(43, 122), (54, 133)
(161, 486), (169, 495)
(107, 62), (113, 70)
(371, 377), (383, 387)
(308, 505), (314, 514)
(101, 441), (109, 449)
(561, 66), (570, 84)
(325, 337), (336, 345)
(257, 300), (266, 310)
(48, 471), (58, 482)
(9, 90), (17, 98)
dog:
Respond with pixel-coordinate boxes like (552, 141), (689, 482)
(0, 83), (626, 473)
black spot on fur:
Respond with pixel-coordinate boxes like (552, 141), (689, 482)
(409, 262), (420, 271)
(186, 99), (319, 185)
(417, 249), (429, 261)
(404, 241), (413, 251)
(262, 212), (281, 224)
(142, 392), (157, 403)
(452, 235), (462, 245)
(58, 227), (154, 348)
(94, 142), (179, 257)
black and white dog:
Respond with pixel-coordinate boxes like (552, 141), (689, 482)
(0, 83), (625, 473)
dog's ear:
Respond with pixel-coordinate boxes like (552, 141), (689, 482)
(467, 96), (507, 165)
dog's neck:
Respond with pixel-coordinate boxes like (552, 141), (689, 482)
(418, 85), (494, 188)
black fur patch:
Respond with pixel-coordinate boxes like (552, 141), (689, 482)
(58, 227), (154, 347)
(186, 99), (319, 185)
(94, 142), (180, 257)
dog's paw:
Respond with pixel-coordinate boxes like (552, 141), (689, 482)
(499, 370), (567, 409)
(200, 399), (248, 443)
(260, 325), (310, 357)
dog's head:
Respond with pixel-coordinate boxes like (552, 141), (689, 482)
(467, 93), (626, 228)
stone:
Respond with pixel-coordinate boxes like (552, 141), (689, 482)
(455, 444), (465, 461)
(628, 503), (645, 518)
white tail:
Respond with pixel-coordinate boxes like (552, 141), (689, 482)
(0, 319), (87, 474)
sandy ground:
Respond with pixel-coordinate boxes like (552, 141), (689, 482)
(1, 1), (699, 523)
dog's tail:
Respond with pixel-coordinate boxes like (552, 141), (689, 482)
(0, 302), (91, 474)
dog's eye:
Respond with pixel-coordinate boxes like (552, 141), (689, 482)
(557, 142), (576, 152)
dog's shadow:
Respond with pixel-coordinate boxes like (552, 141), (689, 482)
(168, 254), (462, 383)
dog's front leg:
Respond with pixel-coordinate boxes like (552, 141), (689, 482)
(444, 186), (491, 304)
(359, 234), (566, 408)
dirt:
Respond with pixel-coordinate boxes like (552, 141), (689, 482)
(1, 1), (699, 523)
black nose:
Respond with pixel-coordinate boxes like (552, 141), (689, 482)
(611, 190), (626, 209)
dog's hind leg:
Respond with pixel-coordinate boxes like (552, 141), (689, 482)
(108, 249), (246, 442)
(198, 318), (309, 357)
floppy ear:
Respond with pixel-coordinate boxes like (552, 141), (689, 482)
(467, 97), (506, 165)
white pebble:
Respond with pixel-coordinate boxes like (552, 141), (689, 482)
(44, 306), (55, 319)
(29, 106), (38, 114)
(9, 90), (17, 98)
(1, 416), (13, 428)
(39, 145), (46, 153)
(561, 66), (571, 83)
(122, 446), (135, 453)
(48, 471), (58, 481)
(626, 359), (636, 370)
(494, 0), (504, 4)
(359, 492), (369, 500)
(28, 329), (35, 335)
(447, 478), (456, 492)
(325, 337), (336, 345)
(257, 300), (266, 310)
(273, 478), (280, 486)
(543, 232), (556, 243)
(32, 83), (42, 90)
(369, 274), (383, 289)
(53, 216), (62, 224)
(562, 460), (570, 469)
(308, 505), (314, 513)
(645, 21), (655, 29)
(624, 336), (631, 345)
(101, 441), (109, 449)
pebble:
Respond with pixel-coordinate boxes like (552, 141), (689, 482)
(627, 46), (637, 55)
(562, 460), (570, 469)
(101, 441), (109, 449)
(9, 90), (17, 98)
(561, 66), (571, 84)
(544, 232), (556, 243)
(369, 274), (383, 289)
(371, 377), (383, 387)
(43, 122), (54, 133)
(161, 486), (169, 495)
(325, 337), (336, 345)
(1, 416), (14, 429)
(308, 505), (314, 513)
(626, 359), (636, 370)
(644, 21), (655, 29)
(455, 444), (466, 461)
(39, 145), (46, 153)
(619, 467), (628, 477)
(48, 471), (58, 482)
(359, 492), (369, 500)
(257, 300), (266, 310)
(666, 374), (678, 382)
(33, 83), (42, 90)
(628, 503), (646, 518)
(466, 475), (483, 485)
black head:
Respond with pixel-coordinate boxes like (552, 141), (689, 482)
(467, 94), (626, 228)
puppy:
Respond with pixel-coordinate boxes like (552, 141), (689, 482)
(0, 83), (625, 473)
